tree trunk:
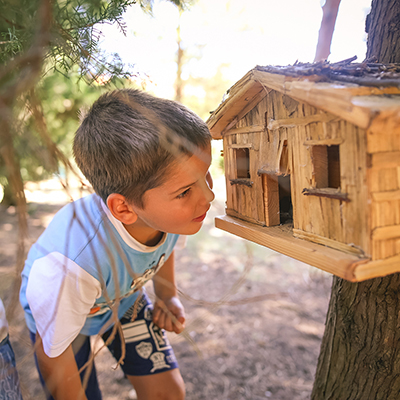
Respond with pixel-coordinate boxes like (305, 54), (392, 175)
(312, 275), (400, 399)
(365, 0), (400, 62)
(314, 0), (342, 62)
(1, 181), (17, 206)
(174, 9), (184, 103)
(312, 1), (400, 398)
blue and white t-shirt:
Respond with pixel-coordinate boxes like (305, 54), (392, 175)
(19, 194), (179, 358)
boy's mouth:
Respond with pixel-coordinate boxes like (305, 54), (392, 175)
(193, 212), (207, 222)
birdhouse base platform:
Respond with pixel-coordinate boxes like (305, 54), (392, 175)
(215, 215), (400, 282)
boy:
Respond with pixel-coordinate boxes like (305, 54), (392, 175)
(19, 89), (214, 400)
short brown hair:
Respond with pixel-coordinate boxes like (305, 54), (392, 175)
(73, 89), (211, 207)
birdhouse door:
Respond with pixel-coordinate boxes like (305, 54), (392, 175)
(261, 173), (292, 227)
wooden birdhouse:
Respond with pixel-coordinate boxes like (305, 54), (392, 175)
(207, 62), (400, 282)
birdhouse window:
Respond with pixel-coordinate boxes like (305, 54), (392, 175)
(312, 145), (341, 189)
(235, 148), (250, 179)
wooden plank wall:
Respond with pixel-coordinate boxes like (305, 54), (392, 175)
(368, 129), (400, 260)
(224, 110), (266, 225)
(224, 90), (295, 225)
(223, 88), (371, 256)
(261, 90), (295, 176)
(338, 122), (369, 253)
(292, 102), (369, 254)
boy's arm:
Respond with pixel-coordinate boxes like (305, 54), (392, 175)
(152, 251), (185, 334)
(35, 333), (88, 400)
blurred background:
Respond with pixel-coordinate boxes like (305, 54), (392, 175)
(98, 0), (371, 117)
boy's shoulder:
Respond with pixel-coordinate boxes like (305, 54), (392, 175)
(32, 194), (104, 257)
(30, 193), (181, 267)
(50, 193), (102, 225)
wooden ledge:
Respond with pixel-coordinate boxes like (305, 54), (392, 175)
(229, 179), (253, 187)
(215, 215), (376, 282)
(302, 188), (350, 202)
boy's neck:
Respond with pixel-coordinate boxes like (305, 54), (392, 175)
(123, 223), (164, 247)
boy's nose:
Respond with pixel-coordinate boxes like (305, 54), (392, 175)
(205, 184), (215, 204)
(201, 173), (215, 204)
(206, 171), (213, 190)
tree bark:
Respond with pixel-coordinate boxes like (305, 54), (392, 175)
(312, 275), (400, 399)
(312, 1), (400, 398)
(365, 0), (400, 63)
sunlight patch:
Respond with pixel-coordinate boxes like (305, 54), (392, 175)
(209, 227), (224, 237)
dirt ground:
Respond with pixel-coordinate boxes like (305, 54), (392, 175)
(0, 175), (333, 400)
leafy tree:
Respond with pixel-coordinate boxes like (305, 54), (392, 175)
(0, 0), (189, 204)
(20, 68), (105, 179)
(311, 1), (400, 398)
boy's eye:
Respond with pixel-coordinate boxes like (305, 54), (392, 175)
(177, 188), (191, 199)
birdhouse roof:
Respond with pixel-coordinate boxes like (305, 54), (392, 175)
(207, 60), (400, 139)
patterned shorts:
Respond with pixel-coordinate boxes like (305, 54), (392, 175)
(0, 335), (23, 400)
(30, 291), (179, 400)
(102, 291), (179, 376)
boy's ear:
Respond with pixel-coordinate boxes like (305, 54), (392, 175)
(106, 194), (138, 225)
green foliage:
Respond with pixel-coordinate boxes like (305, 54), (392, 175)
(0, 0), (41, 62)
(25, 68), (108, 181)
(0, 0), (190, 204)
(1, 0), (137, 83)
(0, 70), (103, 186)
(50, 0), (136, 82)
(0, 0), (189, 81)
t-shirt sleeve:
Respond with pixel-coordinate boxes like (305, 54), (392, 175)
(26, 252), (101, 358)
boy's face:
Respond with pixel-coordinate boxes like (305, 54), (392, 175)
(127, 144), (214, 243)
